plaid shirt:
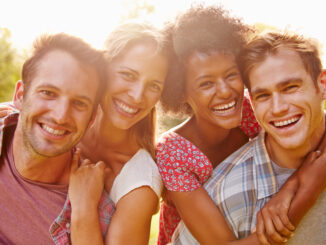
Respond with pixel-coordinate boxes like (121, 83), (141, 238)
(172, 131), (294, 244)
(0, 104), (116, 245)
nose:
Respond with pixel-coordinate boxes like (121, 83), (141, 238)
(271, 92), (288, 115)
(127, 81), (145, 104)
(52, 99), (70, 124)
(215, 79), (232, 99)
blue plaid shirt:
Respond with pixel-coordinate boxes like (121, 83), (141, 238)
(0, 103), (116, 245)
(172, 131), (295, 244)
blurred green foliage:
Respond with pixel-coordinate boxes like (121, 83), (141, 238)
(0, 27), (22, 102)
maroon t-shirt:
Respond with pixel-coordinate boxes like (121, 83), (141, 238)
(0, 125), (68, 244)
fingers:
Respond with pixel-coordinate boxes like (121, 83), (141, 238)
(70, 148), (81, 173)
(256, 212), (271, 245)
(278, 212), (295, 232)
(80, 159), (91, 167)
(0, 109), (13, 118)
(95, 161), (106, 170)
(262, 213), (287, 243)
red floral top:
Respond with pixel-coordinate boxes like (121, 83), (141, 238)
(156, 96), (260, 245)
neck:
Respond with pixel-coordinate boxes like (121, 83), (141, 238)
(12, 125), (72, 185)
(266, 122), (326, 169)
(179, 116), (232, 149)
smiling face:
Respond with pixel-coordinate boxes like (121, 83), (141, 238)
(102, 40), (168, 130)
(15, 50), (99, 157)
(249, 48), (326, 152)
(185, 50), (244, 129)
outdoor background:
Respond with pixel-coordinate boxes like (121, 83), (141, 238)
(1, 0), (325, 244)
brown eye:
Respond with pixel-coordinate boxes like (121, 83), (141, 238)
(120, 71), (136, 81)
(199, 81), (214, 88)
(40, 90), (56, 98)
(149, 82), (162, 92)
(73, 100), (89, 110)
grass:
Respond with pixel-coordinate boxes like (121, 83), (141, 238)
(149, 212), (160, 245)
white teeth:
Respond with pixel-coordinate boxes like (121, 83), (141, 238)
(42, 124), (66, 136)
(273, 116), (300, 127)
(213, 101), (236, 111)
(116, 100), (138, 114)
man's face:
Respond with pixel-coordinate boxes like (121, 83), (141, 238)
(15, 50), (100, 157)
(249, 48), (326, 152)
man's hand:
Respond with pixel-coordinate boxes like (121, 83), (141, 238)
(68, 148), (106, 211)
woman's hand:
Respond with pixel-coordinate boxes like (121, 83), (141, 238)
(255, 184), (296, 245)
(255, 142), (326, 245)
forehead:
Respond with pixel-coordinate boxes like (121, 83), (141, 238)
(31, 50), (99, 100)
(186, 51), (237, 75)
(187, 50), (236, 67)
(110, 41), (168, 76)
(249, 49), (308, 91)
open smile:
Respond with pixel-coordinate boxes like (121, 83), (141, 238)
(212, 100), (237, 114)
(40, 123), (70, 137)
(114, 99), (140, 116)
(271, 115), (301, 128)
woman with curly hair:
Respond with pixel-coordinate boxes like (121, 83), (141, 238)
(156, 5), (260, 245)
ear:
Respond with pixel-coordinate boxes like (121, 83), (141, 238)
(13, 80), (24, 110)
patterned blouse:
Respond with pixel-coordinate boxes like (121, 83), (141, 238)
(156, 96), (260, 245)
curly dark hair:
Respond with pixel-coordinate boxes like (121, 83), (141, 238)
(160, 4), (253, 116)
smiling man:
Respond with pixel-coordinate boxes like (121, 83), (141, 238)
(172, 32), (326, 245)
(0, 33), (114, 244)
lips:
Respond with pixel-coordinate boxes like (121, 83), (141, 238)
(212, 100), (237, 114)
(271, 115), (301, 128)
(114, 99), (139, 115)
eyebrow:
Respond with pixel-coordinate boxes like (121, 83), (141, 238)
(194, 65), (239, 83)
(119, 66), (164, 84)
(251, 78), (303, 96)
(37, 84), (94, 104)
(119, 66), (139, 75)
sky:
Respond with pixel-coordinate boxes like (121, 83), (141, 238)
(1, 0), (325, 63)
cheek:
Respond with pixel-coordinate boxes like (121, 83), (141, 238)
(145, 92), (161, 109)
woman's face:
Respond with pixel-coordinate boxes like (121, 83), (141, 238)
(102, 41), (168, 130)
(185, 50), (244, 129)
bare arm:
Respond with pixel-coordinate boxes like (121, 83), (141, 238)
(69, 149), (106, 245)
(169, 187), (267, 245)
(256, 144), (326, 244)
(105, 186), (159, 245)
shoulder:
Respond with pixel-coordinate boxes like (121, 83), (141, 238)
(240, 95), (261, 138)
(205, 138), (258, 196)
(109, 149), (163, 205)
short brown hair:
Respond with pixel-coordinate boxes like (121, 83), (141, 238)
(240, 32), (322, 90)
(22, 33), (107, 105)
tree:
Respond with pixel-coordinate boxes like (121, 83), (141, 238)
(0, 28), (22, 102)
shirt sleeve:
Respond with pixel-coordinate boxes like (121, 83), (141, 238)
(240, 94), (261, 139)
(109, 149), (163, 205)
(156, 135), (212, 192)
